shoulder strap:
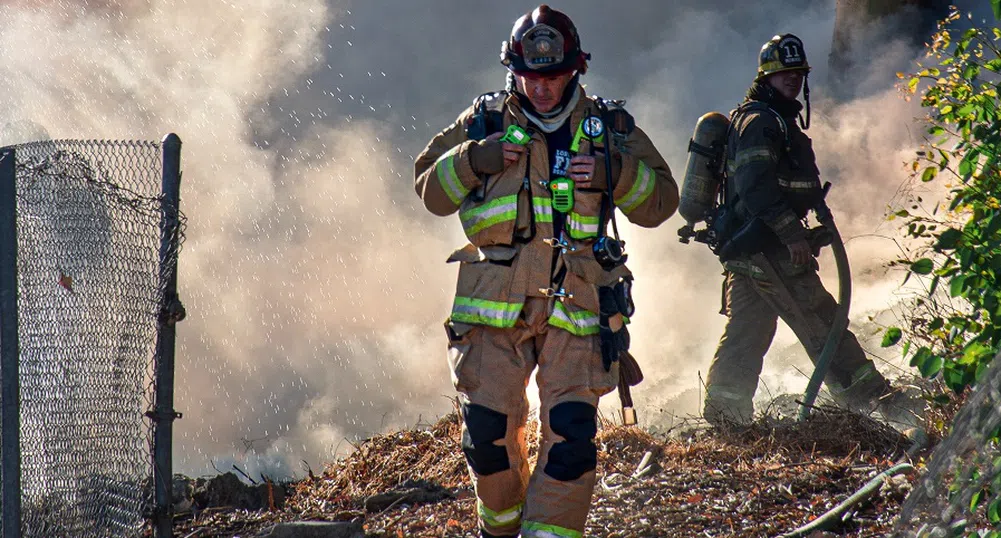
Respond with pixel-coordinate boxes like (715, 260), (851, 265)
(474, 90), (507, 113)
(593, 96), (635, 149)
(718, 101), (791, 210)
(729, 100), (790, 150)
(465, 91), (508, 141)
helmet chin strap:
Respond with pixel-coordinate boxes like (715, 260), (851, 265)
(508, 72), (581, 120)
(799, 75), (811, 130)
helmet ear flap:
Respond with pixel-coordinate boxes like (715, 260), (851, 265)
(499, 40), (513, 67)
(577, 51), (591, 75)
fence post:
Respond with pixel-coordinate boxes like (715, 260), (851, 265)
(152, 134), (183, 538)
(0, 147), (20, 538)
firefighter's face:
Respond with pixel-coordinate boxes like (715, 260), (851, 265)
(515, 72), (574, 113)
(767, 70), (805, 101)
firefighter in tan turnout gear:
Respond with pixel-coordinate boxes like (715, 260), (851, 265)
(414, 5), (678, 537)
(695, 34), (893, 427)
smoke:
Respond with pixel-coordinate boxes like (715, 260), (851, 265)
(0, 0), (973, 479)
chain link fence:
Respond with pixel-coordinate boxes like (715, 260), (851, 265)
(0, 137), (184, 538)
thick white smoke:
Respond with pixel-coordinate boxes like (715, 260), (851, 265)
(0, 0), (968, 479)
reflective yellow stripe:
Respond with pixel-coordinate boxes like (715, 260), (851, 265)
(534, 196), (553, 223)
(732, 146), (776, 170)
(522, 521), (583, 538)
(452, 296), (523, 328)
(460, 195), (518, 236)
(547, 301), (600, 336)
(480, 501), (523, 528)
(435, 146), (469, 205)
(566, 212), (600, 239)
(616, 160), (655, 214)
(759, 60), (786, 74)
(777, 177), (819, 190)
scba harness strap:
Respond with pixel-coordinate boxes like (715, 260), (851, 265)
(724, 100), (790, 179)
(462, 90), (644, 423)
(708, 101), (793, 259)
(465, 91), (508, 141)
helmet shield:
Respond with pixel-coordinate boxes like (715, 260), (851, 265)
(520, 23), (566, 72)
(756, 34), (811, 81)
(501, 4), (589, 77)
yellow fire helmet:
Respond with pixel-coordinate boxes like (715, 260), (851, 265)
(756, 34), (811, 81)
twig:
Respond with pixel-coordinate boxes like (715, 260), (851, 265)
(233, 464), (257, 485)
(764, 460), (842, 473)
(600, 472), (626, 491)
(633, 451), (655, 478)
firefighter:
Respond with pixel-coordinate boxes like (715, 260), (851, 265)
(702, 34), (893, 427)
(414, 5), (678, 537)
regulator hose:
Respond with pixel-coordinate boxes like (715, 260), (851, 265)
(798, 200), (851, 422)
(779, 463), (914, 538)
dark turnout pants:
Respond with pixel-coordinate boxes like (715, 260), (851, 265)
(704, 268), (889, 426)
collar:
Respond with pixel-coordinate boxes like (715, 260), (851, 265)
(746, 81), (803, 120)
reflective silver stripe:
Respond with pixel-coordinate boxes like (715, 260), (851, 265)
(479, 501), (523, 527)
(523, 530), (568, 538)
(778, 177), (819, 190)
(769, 211), (798, 231)
(435, 147), (468, 205)
(724, 260), (766, 279)
(566, 212), (599, 238)
(548, 301), (600, 335)
(534, 197), (553, 223)
(706, 386), (747, 401)
(452, 296), (522, 328)
(732, 146), (776, 170)
(459, 195), (519, 236)
(522, 521), (583, 538)
(617, 160), (655, 214)
(851, 363), (879, 384)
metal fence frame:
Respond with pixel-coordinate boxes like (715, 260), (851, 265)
(0, 134), (184, 538)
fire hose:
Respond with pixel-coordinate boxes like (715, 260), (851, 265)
(779, 463), (914, 538)
(797, 198), (851, 421)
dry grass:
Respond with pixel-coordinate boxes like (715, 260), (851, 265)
(171, 401), (924, 538)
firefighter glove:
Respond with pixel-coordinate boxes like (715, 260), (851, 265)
(599, 322), (630, 372)
(585, 150), (622, 191)
(468, 138), (506, 176)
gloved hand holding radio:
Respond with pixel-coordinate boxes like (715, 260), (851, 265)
(569, 150), (621, 191)
(468, 131), (525, 175)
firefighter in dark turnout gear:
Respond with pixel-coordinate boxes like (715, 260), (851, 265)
(414, 5), (678, 537)
(703, 34), (892, 427)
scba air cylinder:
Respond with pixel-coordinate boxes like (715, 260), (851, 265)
(679, 112), (730, 227)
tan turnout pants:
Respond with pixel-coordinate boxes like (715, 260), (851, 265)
(446, 297), (618, 537)
(704, 268), (889, 426)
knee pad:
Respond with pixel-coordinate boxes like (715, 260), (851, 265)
(461, 403), (510, 476)
(544, 402), (597, 481)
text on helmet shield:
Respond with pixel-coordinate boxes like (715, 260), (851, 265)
(521, 23), (565, 69)
(778, 36), (805, 66)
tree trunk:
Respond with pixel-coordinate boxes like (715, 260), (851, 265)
(829, 0), (949, 97)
